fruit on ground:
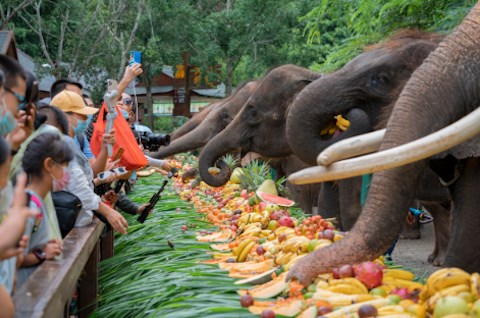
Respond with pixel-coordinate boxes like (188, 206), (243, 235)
(265, 204), (280, 213)
(322, 229), (335, 241)
(238, 274), (287, 299)
(434, 296), (469, 318)
(261, 309), (276, 318)
(354, 262), (383, 289)
(339, 265), (355, 278)
(358, 304), (378, 318)
(256, 191), (295, 207)
(472, 299), (480, 318)
(255, 180), (278, 204)
(296, 305), (318, 318)
(370, 288), (387, 297)
(241, 292), (254, 307)
(230, 167), (245, 184)
(268, 220), (279, 231)
(181, 225), (188, 230)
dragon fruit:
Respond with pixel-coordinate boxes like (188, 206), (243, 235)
(354, 262), (383, 289)
(270, 210), (289, 221)
(278, 216), (294, 227)
(390, 288), (411, 300)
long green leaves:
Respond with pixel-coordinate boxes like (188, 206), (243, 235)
(91, 174), (260, 318)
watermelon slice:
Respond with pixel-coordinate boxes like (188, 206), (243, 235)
(256, 191), (295, 207)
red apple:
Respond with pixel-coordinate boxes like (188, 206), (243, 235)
(339, 264), (355, 278)
(332, 268), (340, 279)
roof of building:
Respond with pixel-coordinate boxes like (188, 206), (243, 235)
(0, 31), (18, 60)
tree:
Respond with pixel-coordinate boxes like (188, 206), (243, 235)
(0, 0), (35, 30)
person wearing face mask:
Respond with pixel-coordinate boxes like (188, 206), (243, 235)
(16, 133), (73, 288)
(0, 55), (35, 157)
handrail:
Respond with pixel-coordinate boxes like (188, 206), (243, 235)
(12, 218), (104, 318)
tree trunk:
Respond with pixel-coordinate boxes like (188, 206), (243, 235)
(146, 80), (154, 129)
(225, 56), (232, 96)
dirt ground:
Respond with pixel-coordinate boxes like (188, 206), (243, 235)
(392, 221), (439, 278)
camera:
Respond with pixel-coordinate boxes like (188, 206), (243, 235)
(134, 131), (171, 152)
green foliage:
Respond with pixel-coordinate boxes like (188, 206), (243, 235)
(221, 153), (239, 170)
(152, 116), (189, 134)
(302, 0), (477, 73)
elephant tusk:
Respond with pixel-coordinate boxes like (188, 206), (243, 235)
(290, 105), (480, 184)
(317, 129), (385, 166)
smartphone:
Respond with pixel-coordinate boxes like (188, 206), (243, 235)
(113, 148), (124, 161)
(23, 81), (38, 115)
(113, 167), (128, 176)
(129, 51), (141, 67)
(107, 79), (118, 93)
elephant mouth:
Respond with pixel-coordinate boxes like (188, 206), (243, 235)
(240, 139), (251, 158)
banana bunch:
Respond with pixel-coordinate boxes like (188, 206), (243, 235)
(380, 278), (424, 294)
(284, 254), (308, 271)
(232, 239), (255, 262)
(275, 251), (295, 266)
(335, 115), (350, 131)
(281, 236), (310, 253)
(320, 120), (338, 136)
(237, 213), (264, 227)
(274, 226), (296, 236)
(212, 252), (236, 259)
(260, 211), (271, 227)
(225, 197), (244, 210)
(321, 298), (390, 318)
(424, 284), (471, 312)
(239, 222), (263, 237)
(471, 272), (480, 299)
(383, 269), (415, 281)
(420, 268), (471, 303)
(314, 239), (332, 251)
(377, 305), (411, 317)
(327, 277), (369, 295)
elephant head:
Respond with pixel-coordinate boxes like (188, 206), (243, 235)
(198, 65), (321, 187)
(287, 4), (480, 285)
(150, 80), (259, 159)
(286, 31), (444, 166)
(168, 101), (217, 141)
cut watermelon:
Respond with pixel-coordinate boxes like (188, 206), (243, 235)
(256, 191), (295, 207)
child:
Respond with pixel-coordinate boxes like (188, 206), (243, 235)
(16, 133), (73, 288)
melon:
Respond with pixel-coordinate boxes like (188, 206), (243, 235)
(221, 259), (274, 273)
(219, 261), (256, 270)
(249, 300), (304, 317)
(210, 243), (231, 252)
(256, 191), (295, 207)
(196, 229), (234, 242)
(230, 167), (245, 184)
(238, 273), (287, 299)
(196, 256), (231, 264)
(297, 306), (319, 318)
(255, 180), (278, 204)
(234, 268), (277, 285)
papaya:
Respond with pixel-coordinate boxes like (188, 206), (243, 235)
(248, 300), (304, 317)
(238, 273), (287, 299)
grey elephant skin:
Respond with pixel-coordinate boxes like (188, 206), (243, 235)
(286, 31), (451, 266)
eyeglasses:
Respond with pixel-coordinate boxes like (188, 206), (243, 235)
(118, 95), (133, 106)
(4, 87), (25, 109)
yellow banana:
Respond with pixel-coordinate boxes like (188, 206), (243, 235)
(238, 241), (255, 262)
(315, 242), (332, 251)
(284, 254), (308, 271)
(335, 115), (350, 131)
(425, 284), (471, 312)
(283, 237), (308, 253)
(328, 284), (366, 295)
(261, 230), (272, 237)
(316, 280), (329, 289)
(275, 252), (286, 266)
(323, 298), (389, 318)
(274, 226), (291, 236)
(281, 252), (295, 266)
(383, 277), (423, 290)
(471, 272), (480, 299)
(290, 238), (310, 253)
(378, 306), (405, 313)
(321, 120), (337, 135)
(235, 239), (253, 256)
(427, 270), (471, 295)
(383, 269), (415, 281)
(240, 228), (261, 237)
(329, 278), (369, 294)
(267, 233), (276, 241)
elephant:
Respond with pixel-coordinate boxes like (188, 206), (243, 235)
(151, 80), (260, 159)
(169, 101), (218, 141)
(197, 65), (323, 214)
(285, 30), (451, 265)
(286, 3), (480, 285)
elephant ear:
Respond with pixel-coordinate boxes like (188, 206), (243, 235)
(431, 134), (480, 159)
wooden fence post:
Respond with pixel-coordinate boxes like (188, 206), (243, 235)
(77, 239), (99, 318)
(101, 229), (115, 260)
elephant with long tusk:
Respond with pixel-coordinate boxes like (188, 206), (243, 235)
(287, 2), (480, 286)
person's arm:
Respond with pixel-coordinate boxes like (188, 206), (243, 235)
(21, 240), (62, 267)
(116, 64), (143, 98)
(116, 192), (140, 215)
(95, 202), (129, 235)
(91, 129), (116, 177)
(0, 285), (14, 318)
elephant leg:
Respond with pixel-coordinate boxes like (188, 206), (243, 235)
(338, 177), (363, 231)
(318, 181), (341, 227)
(443, 157), (480, 272)
(286, 182), (313, 215)
(422, 202), (450, 267)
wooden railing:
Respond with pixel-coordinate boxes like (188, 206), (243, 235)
(12, 217), (115, 318)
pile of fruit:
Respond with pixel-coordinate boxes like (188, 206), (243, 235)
(94, 153), (480, 318)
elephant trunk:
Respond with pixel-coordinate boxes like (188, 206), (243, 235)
(198, 131), (240, 187)
(289, 3), (480, 283)
(150, 120), (215, 159)
(287, 80), (373, 166)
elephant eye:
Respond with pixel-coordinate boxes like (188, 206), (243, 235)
(374, 72), (388, 85)
(378, 76), (387, 84)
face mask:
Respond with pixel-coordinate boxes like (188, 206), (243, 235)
(0, 97), (18, 136)
(50, 161), (71, 192)
(0, 180), (13, 221)
(86, 114), (93, 126)
(68, 114), (88, 136)
(120, 108), (130, 121)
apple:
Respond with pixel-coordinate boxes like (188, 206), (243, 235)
(434, 296), (469, 318)
(265, 204), (280, 213)
(240, 189), (248, 199)
(278, 233), (287, 243)
(268, 220), (279, 231)
(256, 245), (266, 255)
(339, 264), (355, 278)
(332, 268), (340, 279)
(322, 229), (335, 241)
(258, 202), (268, 213)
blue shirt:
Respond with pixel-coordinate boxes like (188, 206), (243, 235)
(74, 135), (95, 159)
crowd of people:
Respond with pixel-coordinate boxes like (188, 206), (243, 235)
(0, 54), (172, 317)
